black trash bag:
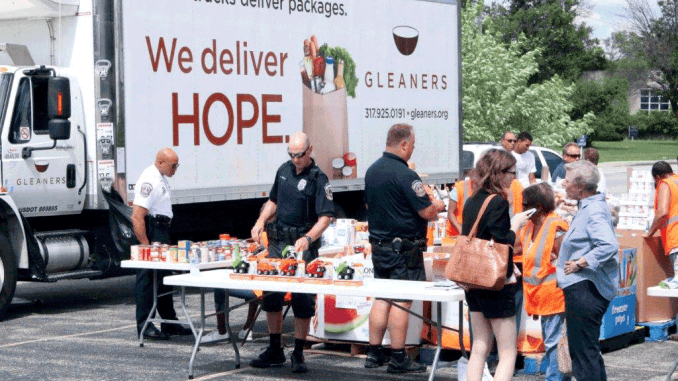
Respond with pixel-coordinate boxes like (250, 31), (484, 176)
(102, 187), (139, 259)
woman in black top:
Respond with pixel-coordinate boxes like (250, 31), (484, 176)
(462, 149), (529, 381)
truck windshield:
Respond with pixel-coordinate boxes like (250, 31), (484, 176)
(0, 73), (11, 130)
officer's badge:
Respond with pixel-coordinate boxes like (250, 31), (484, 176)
(297, 179), (307, 191)
(325, 183), (333, 201)
(412, 180), (426, 198)
(140, 183), (153, 197)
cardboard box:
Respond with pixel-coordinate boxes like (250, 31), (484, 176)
(617, 230), (678, 322)
(307, 254), (423, 345)
(600, 286), (637, 340)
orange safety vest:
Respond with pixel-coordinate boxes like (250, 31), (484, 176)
(445, 179), (473, 237)
(656, 174), (678, 255)
(508, 179), (524, 218)
(509, 179), (524, 263)
(520, 213), (568, 316)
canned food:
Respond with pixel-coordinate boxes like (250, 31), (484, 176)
(150, 246), (160, 262)
(216, 248), (226, 262)
(199, 244), (209, 264)
(130, 245), (139, 261)
(160, 245), (169, 262)
(189, 244), (201, 264)
(169, 246), (179, 263)
(139, 245), (151, 261)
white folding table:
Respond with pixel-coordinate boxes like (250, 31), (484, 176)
(165, 269), (466, 380)
(647, 286), (678, 381)
(121, 260), (232, 347)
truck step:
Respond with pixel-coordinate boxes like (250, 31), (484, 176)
(46, 270), (102, 282)
(34, 229), (90, 239)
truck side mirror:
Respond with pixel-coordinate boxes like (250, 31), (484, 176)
(49, 119), (71, 140)
(48, 77), (71, 119)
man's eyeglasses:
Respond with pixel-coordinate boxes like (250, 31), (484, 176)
(565, 153), (580, 159)
(504, 139), (517, 143)
(169, 163), (180, 170)
(288, 147), (309, 159)
(505, 170), (517, 175)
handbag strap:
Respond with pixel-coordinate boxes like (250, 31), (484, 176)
(468, 194), (497, 238)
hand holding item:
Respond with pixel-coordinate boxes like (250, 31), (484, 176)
(251, 222), (265, 245)
(511, 209), (534, 232)
(294, 236), (310, 253)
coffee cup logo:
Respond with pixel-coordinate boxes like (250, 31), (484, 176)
(35, 160), (49, 173)
(393, 26), (419, 56)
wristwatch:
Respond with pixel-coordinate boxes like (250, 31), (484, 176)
(304, 235), (313, 246)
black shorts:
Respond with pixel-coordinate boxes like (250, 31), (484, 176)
(261, 238), (316, 318)
(371, 243), (425, 282)
(464, 283), (517, 319)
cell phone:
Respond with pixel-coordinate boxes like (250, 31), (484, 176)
(524, 208), (537, 217)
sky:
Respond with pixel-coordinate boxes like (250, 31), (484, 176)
(581, 0), (661, 43)
(484, 0), (662, 45)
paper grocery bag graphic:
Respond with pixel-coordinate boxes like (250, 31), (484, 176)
(302, 85), (349, 178)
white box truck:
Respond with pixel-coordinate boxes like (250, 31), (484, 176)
(0, 0), (461, 318)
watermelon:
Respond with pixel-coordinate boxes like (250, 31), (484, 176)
(324, 294), (369, 333)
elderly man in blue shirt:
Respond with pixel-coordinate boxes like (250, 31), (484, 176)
(558, 160), (619, 381)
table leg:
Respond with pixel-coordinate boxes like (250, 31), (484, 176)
(139, 269), (160, 348)
(666, 358), (678, 381)
(428, 301), (444, 381)
(225, 289), (241, 369)
(179, 286), (198, 339)
(188, 289), (206, 379)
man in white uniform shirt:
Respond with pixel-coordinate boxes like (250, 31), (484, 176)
(513, 131), (536, 188)
(132, 148), (191, 340)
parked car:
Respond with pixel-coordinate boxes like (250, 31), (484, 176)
(462, 142), (563, 181)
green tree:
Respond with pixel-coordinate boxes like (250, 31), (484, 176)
(570, 77), (631, 141)
(624, 0), (678, 117)
(487, 0), (607, 84)
(462, 2), (594, 146)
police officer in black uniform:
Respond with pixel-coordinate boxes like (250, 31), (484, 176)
(364, 124), (445, 373)
(250, 132), (335, 373)
(131, 148), (192, 340)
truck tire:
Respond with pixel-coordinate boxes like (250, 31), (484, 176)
(0, 235), (17, 321)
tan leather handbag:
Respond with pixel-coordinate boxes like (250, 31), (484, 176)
(444, 194), (510, 290)
(558, 321), (573, 375)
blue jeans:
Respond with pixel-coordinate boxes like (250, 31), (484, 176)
(214, 289), (257, 312)
(541, 313), (571, 381)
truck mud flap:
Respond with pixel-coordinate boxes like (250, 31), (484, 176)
(20, 214), (47, 281)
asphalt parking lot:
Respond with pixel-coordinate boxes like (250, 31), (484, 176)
(2, 275), (678, 381)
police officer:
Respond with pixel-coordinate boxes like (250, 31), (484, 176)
(250, 132), (335, 373)
(364, 124), (444, 373)
(132, 148), (191, 340)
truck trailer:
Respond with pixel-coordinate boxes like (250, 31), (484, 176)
(0, 0), (461, 319)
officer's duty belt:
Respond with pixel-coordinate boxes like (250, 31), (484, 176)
(266, 222), (311, 243)
(369, 237), (427, 249)
(147, 214), (172, 229)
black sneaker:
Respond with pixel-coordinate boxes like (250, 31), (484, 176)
(387, 355), (427, 374)
(250, 346), (286, 368)
(290, 351), (308, 373)
(364, 350), (388, 368)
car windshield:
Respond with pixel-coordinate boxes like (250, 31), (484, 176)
(0, 73), (12, 129)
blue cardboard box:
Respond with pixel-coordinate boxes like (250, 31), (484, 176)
(599, 286), (637, 340)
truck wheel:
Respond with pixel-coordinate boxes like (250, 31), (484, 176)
(0, 235), (17, 321)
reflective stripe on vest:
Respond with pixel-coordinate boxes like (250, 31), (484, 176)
(658, 175), (678, 253)
(522, 215), (566, 286)
(521, 213), (568, 315)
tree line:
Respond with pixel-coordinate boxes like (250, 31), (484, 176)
(462, 0), (678, 146)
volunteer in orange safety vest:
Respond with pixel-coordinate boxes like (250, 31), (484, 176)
(646, 161), (678, 289)
(515, 183), (569, 381)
